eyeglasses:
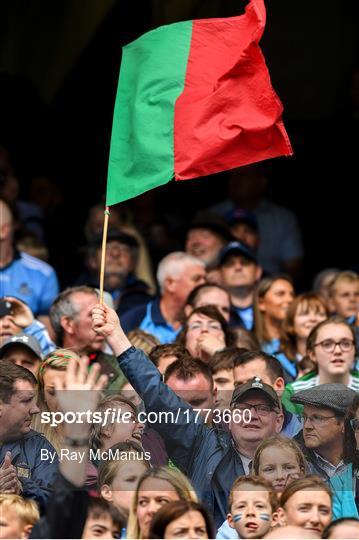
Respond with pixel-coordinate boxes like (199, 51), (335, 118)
(301, 414), (338, 426)
(313, 338), (354, 353)
(350, 418), (359, 432)
(235, 403), (277, 417)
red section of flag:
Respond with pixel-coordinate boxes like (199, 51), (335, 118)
(174, 0), (293, 180)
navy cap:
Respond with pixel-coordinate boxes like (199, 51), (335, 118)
(219, 241), (257, 265)
(230, 377), (281, 409)
(0, 333), (43, 360)
(225, 208), (258, 230)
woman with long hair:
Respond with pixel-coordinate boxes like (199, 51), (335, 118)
(253, 275), (295, 355)
(282, 317), (359, 415)
(126, 467), (198, 539)
(276, 293), (329, 381)
(176, 305), (236, 363)
(32, 349), (76, 452)
(277, 476), (332, 536)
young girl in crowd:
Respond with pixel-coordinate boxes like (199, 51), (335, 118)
(176, 305), (235, 363)
(98, 441), (150, 515)
(148, 500), (215, 539)
(0, 494), (39, 539)
(282, 317), (359, 415)
(126, 467), (198, 539)
(252, 436), (306, 492)
(276, 293), (328, 381)
(330, 394), (359, 519)
(253, 276), (295, 355)
(277, 476), (332, 536)
(32, 349), (75, 452)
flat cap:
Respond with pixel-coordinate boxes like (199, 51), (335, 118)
(291, 383), (356, 415)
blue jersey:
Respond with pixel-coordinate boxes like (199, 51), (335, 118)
(0, 252), (59, 315)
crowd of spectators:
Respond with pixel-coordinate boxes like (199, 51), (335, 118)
(1, 147), (359, 539)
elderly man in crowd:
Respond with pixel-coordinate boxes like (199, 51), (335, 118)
(49, 286), (126, 391)
(121, 252), (206, 343)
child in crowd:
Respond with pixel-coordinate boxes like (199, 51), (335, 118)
(226, 476), (278, 539)
(328, 271), (359, 324)
(98, 441), (150, 514)
(252, 436), (306, 492)
(81, 497), (126, 540)
(0, 494), (39, 539)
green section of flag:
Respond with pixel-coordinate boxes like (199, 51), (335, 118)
(106, 21), (193, 205)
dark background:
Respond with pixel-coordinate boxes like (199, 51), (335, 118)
(0, 0), (358, 288)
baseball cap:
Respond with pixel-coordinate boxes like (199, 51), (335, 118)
(230, 377), (281, 409)
(225, 208), (258, 230)
(89, 229), (139, 250)
(218, 241), (258, 265)
(0, 333), (43, 360)
(291, 384), (356, 416)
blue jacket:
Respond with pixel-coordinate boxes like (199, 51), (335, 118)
(330, 464), (359, 520)
(120, 298), (181, 344)
(117, 346), (245, 528)
(0, 430), (59, 513)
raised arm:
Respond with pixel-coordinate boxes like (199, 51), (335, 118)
(92, 303), (210, 473)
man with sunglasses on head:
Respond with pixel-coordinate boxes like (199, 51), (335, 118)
(291, 384), (356, 481)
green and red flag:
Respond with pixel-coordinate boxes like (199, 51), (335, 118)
(106, 0), (293, 206)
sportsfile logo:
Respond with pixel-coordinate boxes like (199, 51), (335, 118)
(41, 407), (252, 427)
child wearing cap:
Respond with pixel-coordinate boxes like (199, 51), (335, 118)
(0, 333), (43, 376)
(226, 476), (278, 539)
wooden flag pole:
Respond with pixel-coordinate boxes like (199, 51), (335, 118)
(99, 206), (110, 304)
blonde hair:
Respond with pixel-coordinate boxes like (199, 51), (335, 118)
(126, 467), (198, 539)
(127, 329), (160, 354)
(329, 271), (359, 296)
(97, 441), (150, 490)
(0, 494), (39, 526)
(32, 349), (81, 452)
(252, 436), (307, 477)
